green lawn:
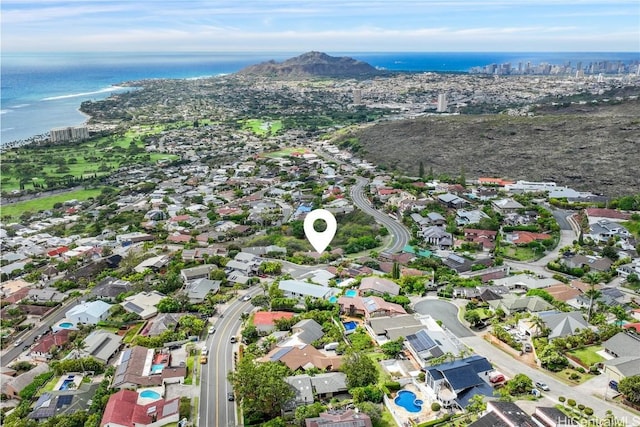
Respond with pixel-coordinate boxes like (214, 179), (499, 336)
(567, 345), (605, 367)
(185, 356), (195, 385)
(242, 119), (283, 136)
(498, 245), (538, 261)
(40, 375), (61, 394)
(1, 188), (104, 221)
(263, 146), (309, 158)
(622, 220), (640, 238)
(377, 408), (397, 427)
(123, 322), (144, 344)
(550, 367), (595, 385)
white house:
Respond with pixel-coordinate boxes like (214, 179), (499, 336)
(65, 300), (112, 325)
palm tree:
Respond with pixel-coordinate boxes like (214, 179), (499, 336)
(72, 339), (87, 374)
(581, 272), (602, 322)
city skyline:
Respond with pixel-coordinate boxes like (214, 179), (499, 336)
(1, 0), (639, 53)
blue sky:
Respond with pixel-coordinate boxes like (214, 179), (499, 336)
(2, 0), (639, 52)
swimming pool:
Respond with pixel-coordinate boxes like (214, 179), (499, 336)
(59, 322), (74, 328)
(344, 289), (358, 297)
(329, 296), (338, 303)
(343, 321), (358, 331)
(58, 379), (75, 391)
(151, 364), (164, 374)
(394, 390), (423, 413)
(139, 390), (161, 399)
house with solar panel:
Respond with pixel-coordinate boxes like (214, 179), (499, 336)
(423, 355), (495, 410)
(405, 329), (463, 368)
(120, 291), (165, 319)
(28, 382), (100, 422)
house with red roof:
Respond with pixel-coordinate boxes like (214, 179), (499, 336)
(253, 311), (295, 333)
(463, 229), (497, 250)
(47, 246), (69, 258)
(504, 231), (552, 245)
(585, 208), (631, 224)
(30, 329), (72, 361)
(100, 390), (179, 427)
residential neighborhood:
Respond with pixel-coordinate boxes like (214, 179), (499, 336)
(1, 75), (640, 427)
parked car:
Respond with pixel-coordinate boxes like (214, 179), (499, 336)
(523, 343), (533, 352)
(609, 380), (619, 392)
(208, 326), (215, 334)
(200, 356), (208, 364)
(489, 372), (505, 384)
(230, 336), (237, 343)
(202, 349), (208, 356)
(227, 392), (235, 401)
(535, 381), (550, 391)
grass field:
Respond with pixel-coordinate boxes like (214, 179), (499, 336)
(1, 188), (104, 221)
(568, 345), (605, 367)
(263, 146), (310, 158)
(123, 322), (144, 344)
(498, 245), (538, 261)
(242, 119), (283, 136)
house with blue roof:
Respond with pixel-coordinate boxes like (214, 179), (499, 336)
(424, 355), (495, 410)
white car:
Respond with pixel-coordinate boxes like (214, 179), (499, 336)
(535, 381), (550, 391)
(208, 326), (215, 334)
(242, 294), (251, 302)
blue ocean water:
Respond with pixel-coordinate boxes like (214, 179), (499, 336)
(1, 51), (638, 145)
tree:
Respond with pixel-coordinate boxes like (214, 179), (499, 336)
(228, 358), (294, 420)
(619, 375), (640, 404)
(507, 373), (533, 395)
(392, 262), (400, 280)
(381, 337), (405, 358)
(157, 297), (181, 313)
(464, 309), (481, 327)
(419, 161), (425, 178)
(294, 402), (326, 426)
(466, 394), (486, 417)
(356, 401), (382, 424)
(601, 245), (618, 261)
(342, 353), (378, 389)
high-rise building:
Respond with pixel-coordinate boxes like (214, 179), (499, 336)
(436, 93), (448, 112)
(49, 126), (89, 143)
(352, 89), (362, 105)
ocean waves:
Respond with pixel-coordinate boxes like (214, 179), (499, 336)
(41, 86), (129, 101)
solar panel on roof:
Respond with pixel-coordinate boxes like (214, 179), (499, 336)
(56, 395), (73, 408)
(123, 302), (145, 314)
(448, 254), (466, 264)
(121, 349), (132, 362)
(270, 347), (293, 361)
(407, 330), (436, 352)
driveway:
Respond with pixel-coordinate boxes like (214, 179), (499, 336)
(412, 299), (473, 337)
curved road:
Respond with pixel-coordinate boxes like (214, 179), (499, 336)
(349, 177), (411, 254)
(413, 299), (473, 338)
(199, 288), (261, 427)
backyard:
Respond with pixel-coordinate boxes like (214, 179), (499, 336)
(567, 345), (605, 368)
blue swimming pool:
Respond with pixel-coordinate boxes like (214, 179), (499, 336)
(59, 322), (74, 328)
(139, 390), (161, 399)
(343, 321), (358, 331)
(329, 296), (338, 303)
(58, 379), (75, 391)
(151, 364), (164, 374)
(394, 390), (423, 413)
(344, 289), (358, 297)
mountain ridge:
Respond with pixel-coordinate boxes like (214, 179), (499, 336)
(236, 51), (380, 78)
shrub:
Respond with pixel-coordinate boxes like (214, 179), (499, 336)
(431, 402), (441, 412)
(567, 399), (576, 408)
(418, 372), (425, 382)
(584, 407), (594, 416)
(576, 367), (586, 373)
(384, 381), (401, 391)
(569, 373), (581, 380)
(558, 396), (566, 404)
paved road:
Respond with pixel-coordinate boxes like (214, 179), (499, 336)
(412, 299), (474, 337)
(461, 335), (636, 421)
(349, 177), (411, 254)
(199, 288), (261, 427)
(1, 297), (80, 363)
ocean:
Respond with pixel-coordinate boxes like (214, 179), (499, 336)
(2, 51), (638, 145)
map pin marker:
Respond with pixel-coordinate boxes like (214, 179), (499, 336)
(303, 209), (337, 253)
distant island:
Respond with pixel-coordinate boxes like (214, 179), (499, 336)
(237, 51), (380, 78)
